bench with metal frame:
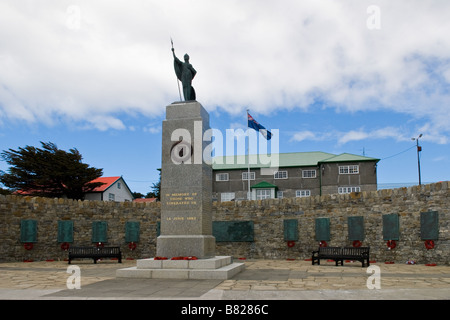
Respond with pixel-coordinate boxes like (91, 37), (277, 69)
(68, 246), (122, 264)
(312, 246), (370, 267)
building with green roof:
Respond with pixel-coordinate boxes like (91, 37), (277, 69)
(212, 152), (379, 201)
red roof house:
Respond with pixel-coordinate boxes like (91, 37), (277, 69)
(133, 197), (158, 203)
(84, 176), (134, 202)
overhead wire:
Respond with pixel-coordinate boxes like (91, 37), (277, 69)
(380, 145), (416, 161)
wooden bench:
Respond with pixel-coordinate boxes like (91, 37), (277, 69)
(312, 246), (370, 267)
(68, 246), (122, 264)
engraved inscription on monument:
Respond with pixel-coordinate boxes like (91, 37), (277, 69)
(165, 192), (198, 206)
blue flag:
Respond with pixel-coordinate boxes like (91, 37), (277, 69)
(248, 112), (272, 140)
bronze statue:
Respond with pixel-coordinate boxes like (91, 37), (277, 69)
(171, 41), (197, 101)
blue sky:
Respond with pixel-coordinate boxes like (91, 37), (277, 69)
(1, 1), (449, 194)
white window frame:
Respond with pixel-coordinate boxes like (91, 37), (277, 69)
(296, 190), (311, 197)
(302, 170), (316, 178)
(221, 192), (235, 202)
(256, 189), (272, 200)
(108, 193), (115, 201)
(339, 165), (359, 174)
(242, 171), (255, 180)
(277, 191), (284, 199)
(216, 173), (229, 181)
(338, 186), (361, 194)
(274, 171), (288, 179)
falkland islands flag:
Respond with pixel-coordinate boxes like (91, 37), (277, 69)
(247, 112), (272, 140)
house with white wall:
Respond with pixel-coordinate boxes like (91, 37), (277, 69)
(84, 176), (134, 202)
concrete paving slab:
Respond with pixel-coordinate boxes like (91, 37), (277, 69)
(0, 259), (449, 300)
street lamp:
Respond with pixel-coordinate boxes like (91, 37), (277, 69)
(411, 134), (423, 185)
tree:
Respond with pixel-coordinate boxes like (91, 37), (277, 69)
(0, 141), (104, 200)
(146, 168), (161, 200)
(132, 192), (145, 199)
(0, 187), (11, 195)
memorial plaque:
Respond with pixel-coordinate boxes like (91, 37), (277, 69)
(420, 211), (439, 240)
(125, 221), (140, 243)
(283, 219), (299, 241)
(348, 216), (364, 241)
(20, 219), (37, 243)
(57, 220), (74, 243)
(92, 221), (107, 243)
(156, 101), (215, 258)
(315, 218), (330, 241)
(383, 214), (399, 241)
(213, 221), (254, 242)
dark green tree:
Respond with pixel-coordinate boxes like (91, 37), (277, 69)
(0, 187), (11, 195)
(0, 141), (104, 200)
(147, 168), (161, 200)
(132, 192), (145, 199)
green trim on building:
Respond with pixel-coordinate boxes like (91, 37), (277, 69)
(212, 151), (379, 170)
(319, 153), (380, 163)
(250, 181), (278, 189)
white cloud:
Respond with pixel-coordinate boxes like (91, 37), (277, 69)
(292, 126), (413, 145)
(337, 127), (411, 145)
(432, 156), (446, 162)
(290, 131), (318, 143)
(338, 130), (370, 144)
(144, 126), (161, 134)
(417, 123), (449, 145)
(0, 0), (449, 140)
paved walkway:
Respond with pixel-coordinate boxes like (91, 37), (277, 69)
(0, 259), (449, 300)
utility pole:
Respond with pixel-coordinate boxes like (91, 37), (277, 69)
(411, 134), (423, 185)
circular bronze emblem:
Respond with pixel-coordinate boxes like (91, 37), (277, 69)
(170, 140), (193, 164)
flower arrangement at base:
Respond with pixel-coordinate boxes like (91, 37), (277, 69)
(154, 256), (198, 260)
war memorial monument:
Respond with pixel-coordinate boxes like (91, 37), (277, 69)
(117, 44), (244, 279)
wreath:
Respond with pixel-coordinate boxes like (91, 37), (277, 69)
(424, 240), (435, 250)
(319, 240), (328, 247)
(60, 242), (70, 251)
(24, 242), (33, 250)
(386, 240), (396, 250)
(128, 242), (137, 250)
(287, 241), (295, 248)
(171, 256), (198, 260)
(352, 240), (362, 248)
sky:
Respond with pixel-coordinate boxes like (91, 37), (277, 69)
(1, 0), (449, 195)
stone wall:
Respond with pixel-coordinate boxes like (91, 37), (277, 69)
(213, 182), (449, 264)
(0, 196), (160, 262)
(0, 181), (449, 264)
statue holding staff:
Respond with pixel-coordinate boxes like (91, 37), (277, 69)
(171, 39), (197, 101)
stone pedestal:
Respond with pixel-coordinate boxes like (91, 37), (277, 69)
(117, 101), (244, 279)
(157, 101), (215, 258)
(117, 256), (245, 280)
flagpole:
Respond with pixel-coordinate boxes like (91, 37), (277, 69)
(247, 109), (251, 200)
(246, 111), (272, 201)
